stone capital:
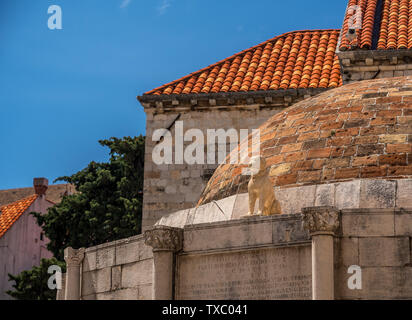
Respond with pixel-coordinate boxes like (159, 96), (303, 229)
(64, 247), (85, 266)
(302, 206), (340, 236)
(144, 226), (183, 252)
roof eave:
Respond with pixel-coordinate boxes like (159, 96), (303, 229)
(137, 87), (330, 105)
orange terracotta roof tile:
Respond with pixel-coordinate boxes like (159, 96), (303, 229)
(340, 0), (412, 50)
(144, 29), (342, 96)
(0, 194), (38, 239)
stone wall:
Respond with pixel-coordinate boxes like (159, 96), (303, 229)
(142, 107), (283, 231)
(338, 50), (412, 84)
(140, 88), (329, 231)
(175, 208), (412, 300)
(63, 206), (412, 300)
(176, 214), (312, 300)
(335, 208), (412, 299)
(79, 235), (153, 300)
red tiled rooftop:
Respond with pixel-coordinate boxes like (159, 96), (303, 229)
(0, 194), (38, 239)
(340, 0), (412, 50)
(144, 30), (342, 96)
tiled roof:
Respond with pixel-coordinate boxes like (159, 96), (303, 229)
(340, 0), (412, 50)
(0, 195), (38, 239)
(144, 29), (342, 96)
(198, 76), (412, 205)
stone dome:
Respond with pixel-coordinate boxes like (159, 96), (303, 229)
(199, 76), (412, 206)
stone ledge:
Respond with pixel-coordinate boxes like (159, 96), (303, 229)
(337, 49), (412, 62)
(183, 213), (303, 230)
(84, 234), (145, 253)
(155, 179), (412, 228)
(182, 213), (309, 253)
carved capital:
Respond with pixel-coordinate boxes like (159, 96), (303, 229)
(302, 206), (340, 235)
(144, 227), (183, 252)
(64, 247), (85, 266)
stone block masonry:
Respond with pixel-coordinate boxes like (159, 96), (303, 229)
(61, 207), (412, 300)
(74, 235), (153, 300)
(338, 50), (412, 84)
(142, 103), (294, 231)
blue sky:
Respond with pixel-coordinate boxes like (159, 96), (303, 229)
(0, 0), (347, 190)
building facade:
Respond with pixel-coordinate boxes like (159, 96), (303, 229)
(59, 0), (412, 300)
(0, 178), (54, 299)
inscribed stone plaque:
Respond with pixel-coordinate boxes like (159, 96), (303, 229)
(176, 246), (312, 300)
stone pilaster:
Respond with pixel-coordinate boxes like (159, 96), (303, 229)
(144, 226), (183, 300)
(64, 247), (85, 300)
(302, 206), (340, 300)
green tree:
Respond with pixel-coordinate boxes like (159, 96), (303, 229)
(7, 136), (145, 300)
(6, 258), (66, 300)
(33, 135), (145, 260)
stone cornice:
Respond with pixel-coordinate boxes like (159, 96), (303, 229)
(137, 88), (328, 112)
(337, 49), (412, 71)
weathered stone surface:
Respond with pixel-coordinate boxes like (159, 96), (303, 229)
(138, 284), (153, 300)
(315, 184), (336, 207)
(360, 267), (412, 299)
(144, 226), (183, 252)
(176, 246), (312, 300)
(335, 180), (360, 209)
(231, 193), (249, 219)
(184, 219), (273, 252)
(138, 240), (154, 261)
(341, 209), (395, 237)
(95, 245), (116, 270)
(111, 266), (122, 291)
(359, 180), (396, 208)
(302, 206), (340, 235)
(395, 210), (412, 236)
(396, 179), (412, 208)
(335, 237), (359, 267)
(155, 209), (190, 229)
(115, 239), (140, 266)
(121, 260), (153, 288)
(82, 250), (97, 272)
(190, 196), (235, 225)
(336, 265), (412, 300)
(95, 288), (139, 300)
(272, 215), (310, 244)
(82, 267), (112, 296)
(359, 237), (410, 267)
(276, 185), (316, 214)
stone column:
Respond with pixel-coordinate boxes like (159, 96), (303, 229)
(302, 206), (339, 300)
(64, 247), (85, 300)
(144, 226), (183, 300)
